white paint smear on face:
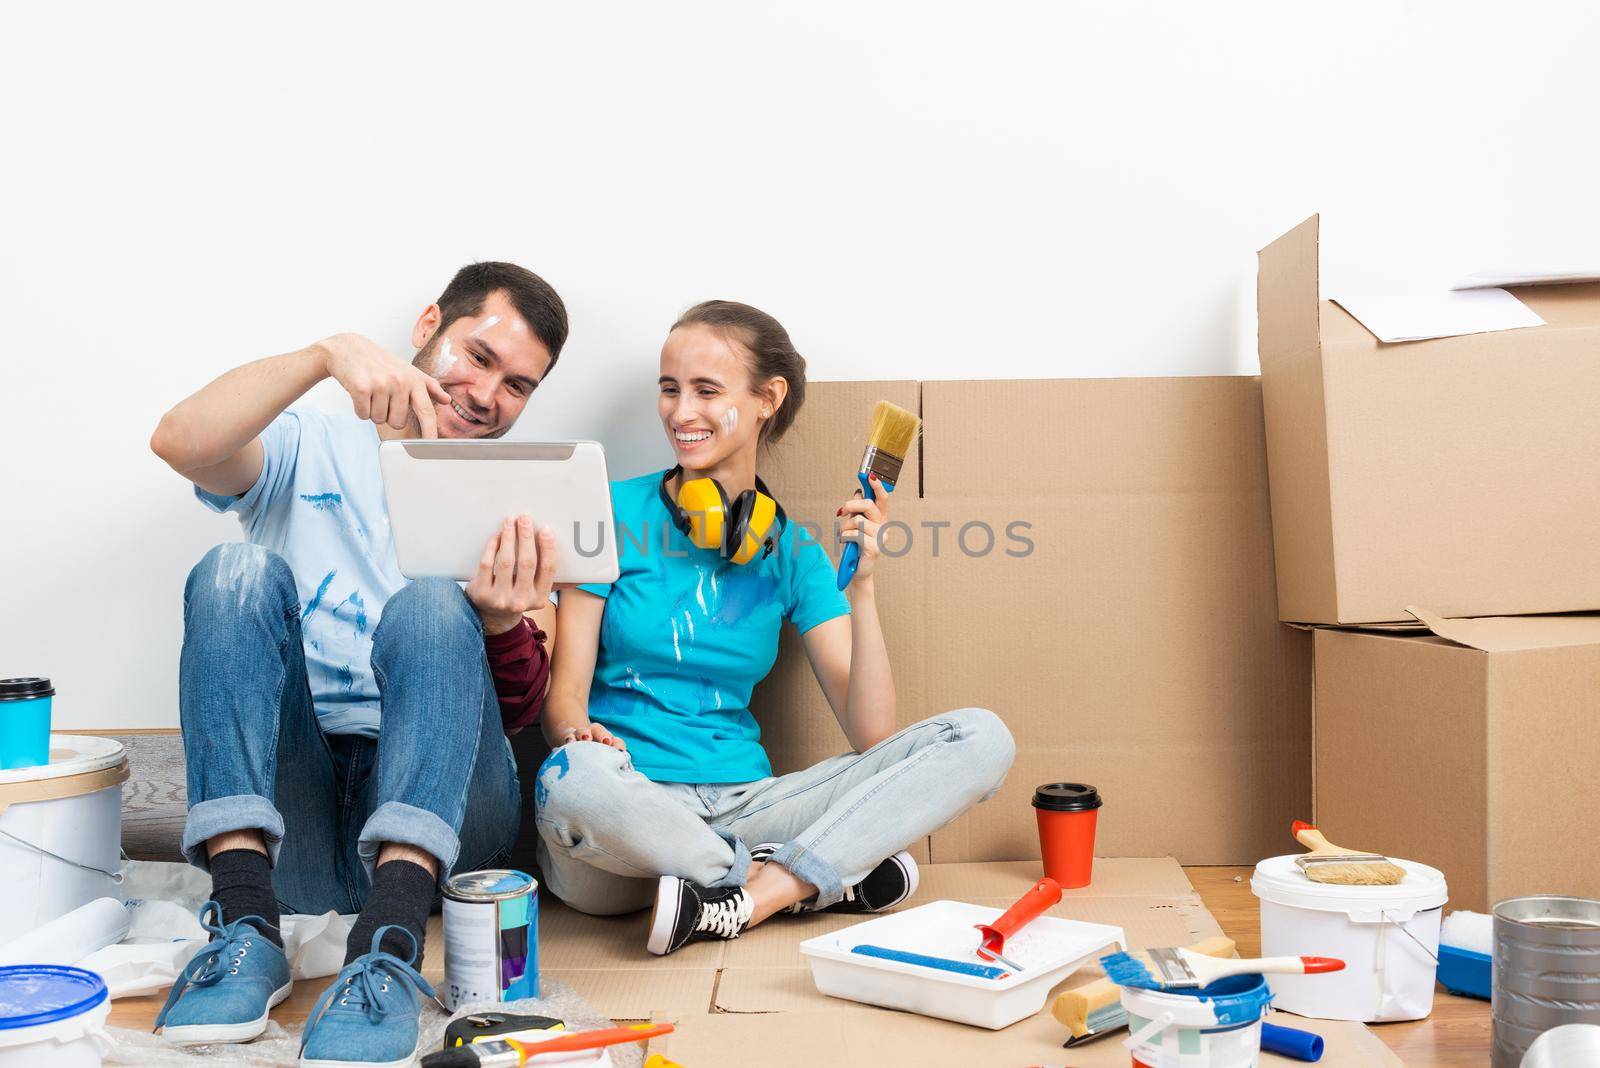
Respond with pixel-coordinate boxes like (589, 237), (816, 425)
(432, 336), (457, 375)
(470, 315), (500, 337)
(719, 406), (739, 437)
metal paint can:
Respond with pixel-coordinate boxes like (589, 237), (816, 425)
(442, 869), (538, 1011)
(1491, 895), (1600, 1068)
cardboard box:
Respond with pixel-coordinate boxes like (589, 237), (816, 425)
(1257, 215), (1600, 625)
(1313, 611), (1600, 912)
(653, 1006), (1401, 1068)
(756, 378), (1311, 865)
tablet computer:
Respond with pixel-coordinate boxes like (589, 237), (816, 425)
(379, 440), (620, 585)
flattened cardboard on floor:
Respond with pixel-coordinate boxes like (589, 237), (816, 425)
(651, 1007), (1402, 1068)
(1258, 215), (1600, 625)
(538, 859), (1215, 1020)
(1312, 613), (1600, 912)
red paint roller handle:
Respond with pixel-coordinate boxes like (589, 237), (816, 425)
(975, 877), (1062, 955)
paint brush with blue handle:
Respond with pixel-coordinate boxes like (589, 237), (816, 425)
(836, 401), (920, 590)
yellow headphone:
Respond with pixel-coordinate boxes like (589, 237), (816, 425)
(659, 466), (786, 565)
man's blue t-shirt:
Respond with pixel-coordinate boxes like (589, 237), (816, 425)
(195, 409), (406, 738)
(578, 471), (851, 784)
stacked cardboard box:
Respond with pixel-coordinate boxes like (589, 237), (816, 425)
(1258, 215), (1600, 911)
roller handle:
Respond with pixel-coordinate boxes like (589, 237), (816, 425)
(836, 473), (893, 590)
(1261, 1021), (1325, 1062)
(976, 877), (1062, 957)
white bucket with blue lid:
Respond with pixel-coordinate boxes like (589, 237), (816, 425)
(0, 965), (112, 1067)
(1119, 973), (1273, 1068)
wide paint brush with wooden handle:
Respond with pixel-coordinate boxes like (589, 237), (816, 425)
(836, 401), (920, 590)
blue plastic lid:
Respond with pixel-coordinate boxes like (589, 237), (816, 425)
(0, 966), (108, 1030)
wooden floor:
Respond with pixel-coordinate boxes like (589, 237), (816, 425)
(1187, 867), (1491, 1067)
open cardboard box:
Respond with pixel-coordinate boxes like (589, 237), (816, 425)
(1257, 215), (1600, 625)
(754, 378), (1310, 867)
(1312, 609), (1600, 912)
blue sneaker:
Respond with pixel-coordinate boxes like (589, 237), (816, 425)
(155, 901), (293, 1044)
(298, 925), (436, 1068)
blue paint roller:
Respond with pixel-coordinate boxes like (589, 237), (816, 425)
(1262, 1021), (1325, 1062)
(850, 944), (1009, 979)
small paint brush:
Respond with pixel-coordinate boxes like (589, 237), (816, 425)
(1099, 947), (1343, 992)
(1292, 820), (1407, 886)
(836, 400), (920, 590)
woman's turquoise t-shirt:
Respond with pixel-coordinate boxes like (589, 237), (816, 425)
(578, 471), (851, 784)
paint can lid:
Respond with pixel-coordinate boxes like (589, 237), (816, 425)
(1251, 854), (1448, 921)
(0, 734), (125, 787)
(0, 966), (107, 1031)
(1032, 783), (1102, 812)
(0, 678), (53, 701)
(445, 869), (538, 902)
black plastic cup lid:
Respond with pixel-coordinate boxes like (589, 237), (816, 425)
(0, 678), (55, 701)
(1033, 782), (1102, 812)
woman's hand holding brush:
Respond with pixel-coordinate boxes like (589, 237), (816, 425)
(838, 475), (890, 582)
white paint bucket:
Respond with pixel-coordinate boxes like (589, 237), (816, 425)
(0, 736), (128, 947)
(1251, 853), (1446, 1022)
(1119, 974), (1273, 1068)
(0, 965), (112, 1067)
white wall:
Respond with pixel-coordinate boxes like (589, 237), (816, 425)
(5, 1), (1599, 728)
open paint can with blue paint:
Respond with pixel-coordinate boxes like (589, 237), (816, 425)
(1119, 974), (1273, 1068)
(441, 869), (538, 1012)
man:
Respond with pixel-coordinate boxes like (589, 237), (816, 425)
(148, 262), (563, 1066)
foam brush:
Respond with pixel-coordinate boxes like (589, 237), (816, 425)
(1100, 947), (1343, 992)
(836, 401), (920, 590)
(1292, 820), (1407, 886)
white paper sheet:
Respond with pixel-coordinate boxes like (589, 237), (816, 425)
(1331, 287), (1545, 343)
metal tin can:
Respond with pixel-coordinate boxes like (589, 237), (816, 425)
(442, 869), (538, 1011)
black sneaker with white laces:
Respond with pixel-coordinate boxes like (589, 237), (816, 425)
(647, 876), (755, 956)
(750, 844), (919, 914)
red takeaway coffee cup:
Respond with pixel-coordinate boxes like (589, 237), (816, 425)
(1033, 782), (1101, 889)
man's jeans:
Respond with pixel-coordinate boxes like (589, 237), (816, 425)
(534, 707), (1015, 914)
(178, 543), (520, 915)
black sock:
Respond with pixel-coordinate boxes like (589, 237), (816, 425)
(346, 859), (435, 965)
(209, 848), (284, 948)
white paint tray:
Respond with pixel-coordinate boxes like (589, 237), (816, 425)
(798, 899), (1125, 1029)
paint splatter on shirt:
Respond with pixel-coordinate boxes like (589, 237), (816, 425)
(193, 409), (403, 738)
(577, 471), (850, 784)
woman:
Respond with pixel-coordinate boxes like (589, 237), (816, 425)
(535, 301), (1014, 955)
